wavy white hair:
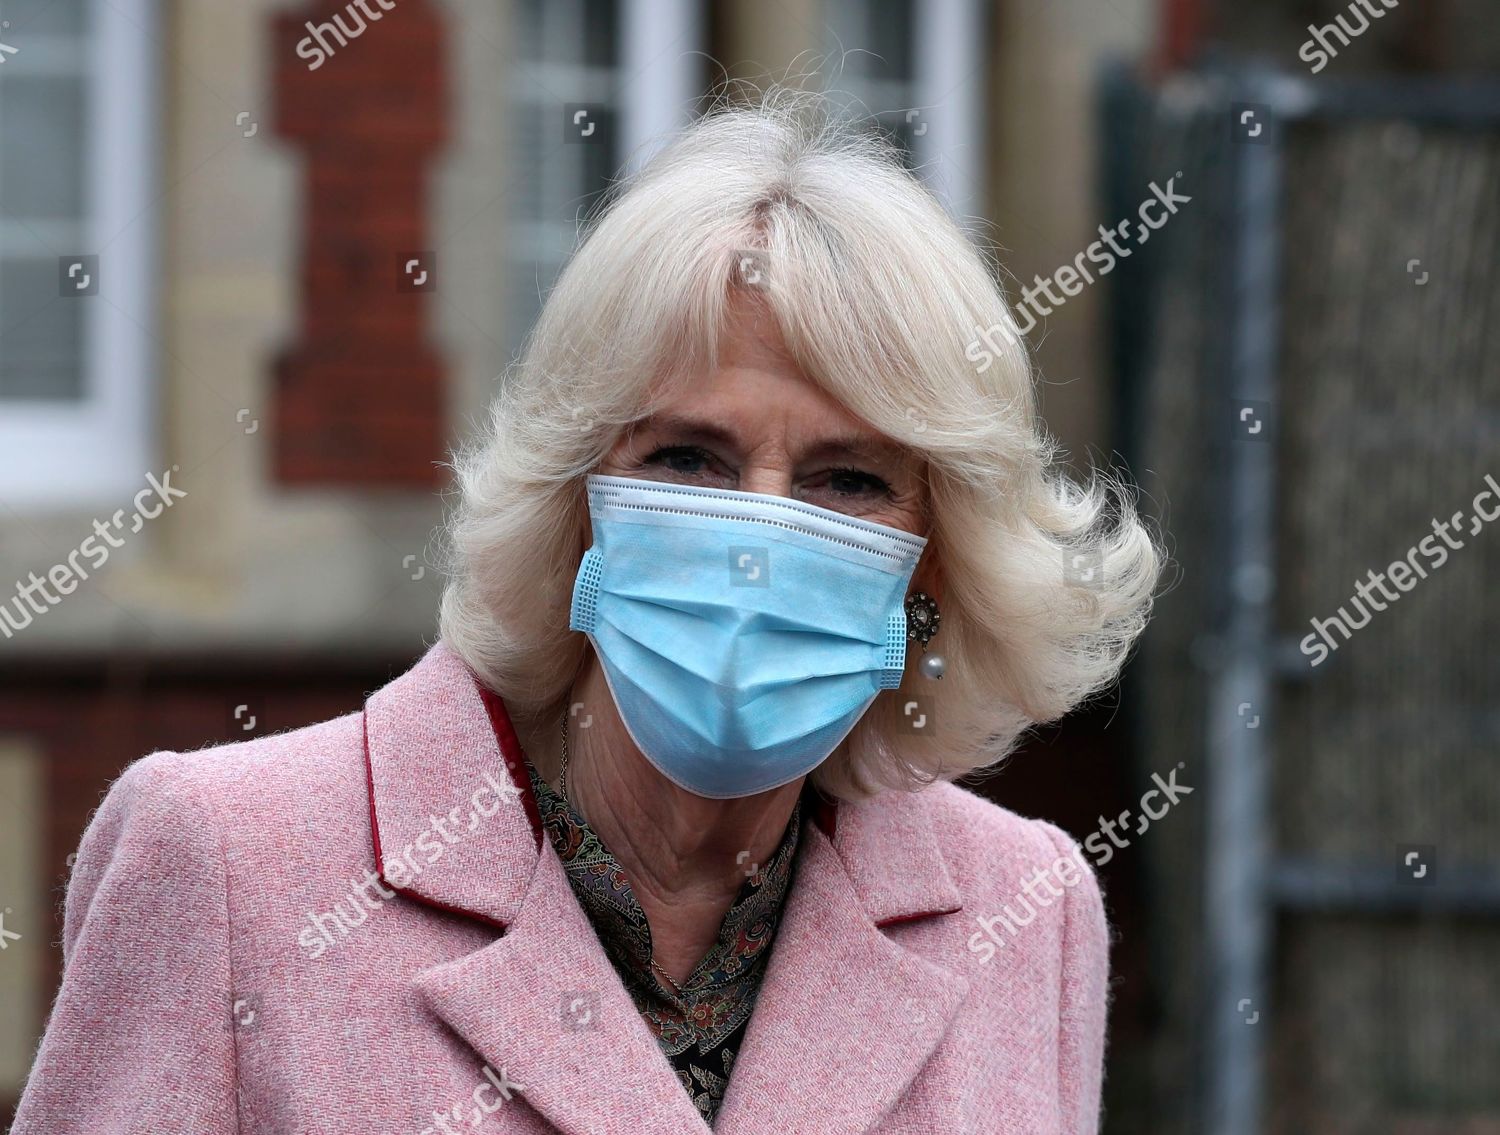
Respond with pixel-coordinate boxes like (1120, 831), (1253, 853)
(439, 88), (1162, 800)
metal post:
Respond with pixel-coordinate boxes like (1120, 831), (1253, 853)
(1201, 71), (1284, 1135)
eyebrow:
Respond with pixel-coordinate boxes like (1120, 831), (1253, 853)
(637, 413), (908, 466)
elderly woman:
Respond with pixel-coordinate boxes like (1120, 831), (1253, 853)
(14, 93), (1158, 1134)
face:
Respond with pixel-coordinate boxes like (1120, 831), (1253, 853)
(598, 295), (930, 539)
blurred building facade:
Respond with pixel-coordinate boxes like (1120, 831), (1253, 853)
(0, 0), (1156, 1124)
(3, 1), (1496, 1132)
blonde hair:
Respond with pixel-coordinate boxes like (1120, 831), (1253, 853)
(440, 87), (1162, 800)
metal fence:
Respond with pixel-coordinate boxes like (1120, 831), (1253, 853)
(1107, 63), (1500, 1135)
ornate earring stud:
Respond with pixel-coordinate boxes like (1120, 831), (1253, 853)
(904, 590), (945, 680)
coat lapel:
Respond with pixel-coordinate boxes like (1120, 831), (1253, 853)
(712, 790), (970, 1134)
(363, 641), (538, 929)
(367, 643), (711, 1132)
(367, 641), (970, 1134)
(413, 847), (714, 1134)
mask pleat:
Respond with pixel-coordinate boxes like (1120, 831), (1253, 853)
(572, 474), (925, 798)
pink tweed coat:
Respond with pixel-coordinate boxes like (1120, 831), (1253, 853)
(14, 641), (1109, 1134)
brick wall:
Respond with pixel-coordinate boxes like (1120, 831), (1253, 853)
(270, 0), (449, 486)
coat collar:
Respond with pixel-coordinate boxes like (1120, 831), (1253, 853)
(364, 640), (968, 1133)
(363, 640), (537, 930)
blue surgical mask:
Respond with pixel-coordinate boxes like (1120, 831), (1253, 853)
(568, 474), (928, 799)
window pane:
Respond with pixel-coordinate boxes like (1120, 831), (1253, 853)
(520, 0), (614, 65)
(580, 0), (617, 68)
(576, 104), (617, 218)
(515, 102), (543, 220)
(513, 0), (542, 63)
(0, 256), (84, 400)
(2, 0), (91, 37)
(507, 263), (547, 359)
(508, 0), (621, 360)
(864, 0), (914, 82)
(870, 112), (919, 169)
(0, 77), (88, 219)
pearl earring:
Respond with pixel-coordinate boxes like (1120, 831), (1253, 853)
(904, 590), (945, 680)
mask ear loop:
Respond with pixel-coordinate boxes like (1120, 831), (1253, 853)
(879, 612), (908, 689)
(569, 547), (605, 633)
(904, 591), (945, 680)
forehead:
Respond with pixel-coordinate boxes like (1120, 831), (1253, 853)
(635, 292), (908, 461)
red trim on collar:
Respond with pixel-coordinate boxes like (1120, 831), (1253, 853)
(874, 906), (963, 929)
(362, 709), (511, 932)
(808, 783), (839, 840)
(475, 682), (546, 854)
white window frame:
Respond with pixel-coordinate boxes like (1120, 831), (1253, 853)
(912, 0), (985, 230)
(506, 0), (700, 355)
(0, 0), (159, 511)
(825, 0), (986, 229)
(619, 0), (701, 174)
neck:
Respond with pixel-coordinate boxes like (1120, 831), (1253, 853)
(542, 658), (804, 985)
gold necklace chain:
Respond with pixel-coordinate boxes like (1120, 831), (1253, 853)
(650, 958), (685, 996)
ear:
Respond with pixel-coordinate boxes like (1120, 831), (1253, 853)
(908, 549), (944, 609)
(906, 465), (943, 606)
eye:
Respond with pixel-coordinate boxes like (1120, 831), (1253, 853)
(641, 444), (720, 477)
(823, 466), (892, 496)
